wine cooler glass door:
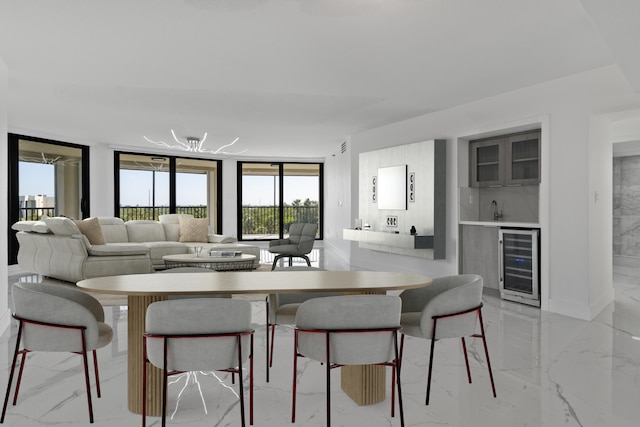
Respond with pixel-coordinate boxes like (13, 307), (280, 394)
(499, 229), (540, 307)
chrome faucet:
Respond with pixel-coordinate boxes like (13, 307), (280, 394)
(491, 200), (503, 221)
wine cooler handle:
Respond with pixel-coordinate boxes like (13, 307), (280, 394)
(498, 238), (503, 284)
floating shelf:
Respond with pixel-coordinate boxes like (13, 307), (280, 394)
(343, 229), (434, 249)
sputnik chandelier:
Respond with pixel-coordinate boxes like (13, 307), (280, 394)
(144, 129), (247, 155)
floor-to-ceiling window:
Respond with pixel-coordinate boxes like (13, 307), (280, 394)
(237, 162), (323, 240)
(115, 152), (222, 232)
(8, 134), (89, 264)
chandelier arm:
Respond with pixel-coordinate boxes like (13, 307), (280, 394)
(171, 129), (191, 150)
(145, 136), (182, 150)
(214, 137), (241, 154)
(145, 131), (245, 155)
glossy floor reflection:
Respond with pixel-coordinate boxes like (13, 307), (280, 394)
(1, 249), (640, 426)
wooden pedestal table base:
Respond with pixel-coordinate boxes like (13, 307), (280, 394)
(127, 295), (166, 416)
(341, 365), (386, 405)
(339, 289), (386, 405)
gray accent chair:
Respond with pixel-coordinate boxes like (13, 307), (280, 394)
(2, 282), (113, 424)
(399, 274), (496, 405)
(143, 298), (254, 427)
(292, 295), (404, 427)
(265, 266), (340, 382)
(268, 223), (318, 270)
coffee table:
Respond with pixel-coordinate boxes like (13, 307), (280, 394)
(162, 253), (256, 271)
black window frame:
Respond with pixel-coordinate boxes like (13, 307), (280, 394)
(236, 161), (324, 241)
(8, 133), (90, 264)
(113, 151), (223, 233)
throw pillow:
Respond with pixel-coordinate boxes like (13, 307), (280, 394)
(74, 217), (107, 245)
(179, 217), (209, 243)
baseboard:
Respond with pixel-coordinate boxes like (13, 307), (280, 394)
(547, 297), (593, 321)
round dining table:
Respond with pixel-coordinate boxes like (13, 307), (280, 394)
(77, 270), (432, 416)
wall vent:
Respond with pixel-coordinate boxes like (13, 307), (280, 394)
(341, 141), (347, 154)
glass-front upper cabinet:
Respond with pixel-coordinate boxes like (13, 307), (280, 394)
(469, 130), (540, 187)
(470, 138), (505, 187)
(505, 131), (541, 185)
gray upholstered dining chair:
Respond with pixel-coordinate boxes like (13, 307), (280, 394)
(268, 223), (318, 270)
(292, 295), (404, 427)
(143, 298), (254, 427)
(1, 282), (113, 424)
(264, 266), (341, 382)
(399, 274), (496, 405)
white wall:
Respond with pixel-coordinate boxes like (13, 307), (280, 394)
(333, 65), (639, 320)
(89, 144), (114, 217)
(0, 57), (10, 333)
(588, 115), (614, 318)
(221, 159), (238, 238)
(323, 138), (353, 263)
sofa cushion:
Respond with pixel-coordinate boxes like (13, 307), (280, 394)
(143, 241), (189, 266)
(208, 234), (237, 243)
(44, 217), (81, 236)
(179, 217), (209, 243)
(32, 221), (51, 233)
(126, 220), (167, 243)
(12, 221), (36, 232)
(98, 217), (129, 243)
(74, 217), (107, 245)
(159, 214), (193, 242)
(88, 244), (150, 256)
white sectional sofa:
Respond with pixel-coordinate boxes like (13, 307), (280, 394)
(13, 214), (261, 283)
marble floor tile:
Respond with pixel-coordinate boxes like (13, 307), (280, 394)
(1, 247), (640, 426)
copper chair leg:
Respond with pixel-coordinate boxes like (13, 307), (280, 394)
(237, 335), (246, 427)
(461, 337), (472, 384)
(477, 309), (497, 398)
(12, 351), (27, 405)
(291, 330), (299, 423)
(93, 350), (102, 398)
(325, 331), (331, 427)
(426, 318), (438, 405)
(142, 336), (147, 427)
(162, 338), (168, 427)
(265, 298), (271, 382)
(250, 334), (254, 425)
(1, 322), (23, 423)
(394, 331), (405, 427)
(80, 332), (95, 423)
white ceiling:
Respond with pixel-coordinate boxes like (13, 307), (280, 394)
(1, 0), (639, 160)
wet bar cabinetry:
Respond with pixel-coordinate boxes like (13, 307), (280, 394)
(470, 130), (541, 188)
(460, 224), (499, 290)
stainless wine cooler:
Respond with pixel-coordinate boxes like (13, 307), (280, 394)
(498, 228), (540, 307)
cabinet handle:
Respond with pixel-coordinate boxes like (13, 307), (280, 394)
(506, 184), (522, 187)
(488, 185), (502, 188)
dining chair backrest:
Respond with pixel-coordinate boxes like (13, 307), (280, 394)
(400, 274), (483, 340)
(145, 298), (252, 372)
(12, 282), (105, 352)
(295, 295), (401, 366)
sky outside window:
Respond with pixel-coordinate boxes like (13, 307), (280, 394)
(21, 162), (319, 207)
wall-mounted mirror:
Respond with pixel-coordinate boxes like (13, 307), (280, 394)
(377, 165), (407, 210)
